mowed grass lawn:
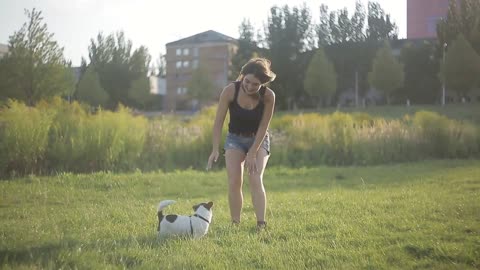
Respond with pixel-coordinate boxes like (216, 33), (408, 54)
(1, 160), (479, 269)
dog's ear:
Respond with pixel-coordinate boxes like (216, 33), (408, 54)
(206, 201), (214, 209)
(192, 204), (199, 211)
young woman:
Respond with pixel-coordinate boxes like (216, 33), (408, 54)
(206, 58), (276, 230)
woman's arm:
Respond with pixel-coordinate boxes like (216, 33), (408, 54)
(207, 83), (233, 170)
(245, 88), (275, 172)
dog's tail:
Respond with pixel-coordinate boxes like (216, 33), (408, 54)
(157, 200), (176, 231)
(158, 200), (176, 212)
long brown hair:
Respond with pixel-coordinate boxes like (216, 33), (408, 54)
(236, 58), (276, 84)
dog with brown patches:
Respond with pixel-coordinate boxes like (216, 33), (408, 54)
(157, 200), (213, 238)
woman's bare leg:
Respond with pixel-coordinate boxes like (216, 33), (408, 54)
(225, 149), (246, 223)
(248, 148), (270, 223)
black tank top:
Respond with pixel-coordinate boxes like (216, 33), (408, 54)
(228, 81), (266, 136)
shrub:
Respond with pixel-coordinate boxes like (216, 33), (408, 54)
(352, 119), (421, 165)
(41, 98), (89, 172)
(324, 112), (354, 165)
(0, 100), (53, 176)
(82, 105), (147, 172)
(1, 100), (479, 176)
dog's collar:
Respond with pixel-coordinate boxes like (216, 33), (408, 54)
(193, 214), (210, 224)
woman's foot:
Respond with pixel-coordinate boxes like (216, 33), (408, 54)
(256, 221), (267, 232)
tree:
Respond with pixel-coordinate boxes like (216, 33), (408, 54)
(319, 1), (392, 45)
(88, 31), (151, 109)
(440, 34), (480, 98)
(187, 65), (217, 108)
(304, 48), (337, 108)
(437, 0), (480, 55)
(76, 65), (109, 107)
(366, 2), (398, 41)
(315, 1), (394, 107)
(336, 8), (353, 43)
(265, 4), (313, 109)
(316, 4), (332, 46)
(0, 8), (74, 105)
(230, 19), (259, 81)
(128, 77), (151, 109)
(151, 53), (166, 78)
(368, 42), (404, 104)
(129, 46), (151, 79)
(399, 41), (440, 104)
(350, 1), (366, 42)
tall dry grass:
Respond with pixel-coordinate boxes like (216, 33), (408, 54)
(0, 100), (478, 177)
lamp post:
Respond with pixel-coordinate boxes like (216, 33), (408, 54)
(442, 43), (447, 106)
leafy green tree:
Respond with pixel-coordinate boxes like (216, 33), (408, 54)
(265, 4), (313, 109)
(0, 8), (74, 105)
(316, 4), (332, 46)
(152, 53), (166, 78)
(230, 19), (259, 81)
(304, 48), (337, 108)
(366, 2), (398, 41)
(399, 41), (440, 104)
(440, 34), (480, 98)
(336, 8), (353, 43)
(187, 66), (217, 108)
(350, 1), (366, 42)
(129, 46), (151, 79)
(315, 1), (393, 107)
(237, 1), (397, 109)
(320, 0), (365, 44)
(326, 41), (379, 105)
(368, 42), (404, 104)
(437, 0), (480, 55)
(76, 65), (109, 107)
(88, 31), (151, 109)
(128, 77), (151, 109)
(319, 1), (394, 45)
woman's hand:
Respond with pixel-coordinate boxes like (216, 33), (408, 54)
(206, 150), (219, 171)
(245, 151), (257, 175)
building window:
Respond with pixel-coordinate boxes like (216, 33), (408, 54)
(176, 61), (182, 68)
(183, 48), (189, 55)
(193, 47), (199, 57)
(193, 59), (199, 69)
(183, 61), (189, 68)
(176, 87), (187, 95)
(176, 48), (182, 56)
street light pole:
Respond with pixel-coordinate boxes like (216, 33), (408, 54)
(442, 43), (447, 106)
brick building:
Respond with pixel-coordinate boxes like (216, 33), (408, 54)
(407, 0), (450, 39)
(164, 30), (238, 112)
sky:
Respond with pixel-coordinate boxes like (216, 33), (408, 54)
(0, 0), (406, 66)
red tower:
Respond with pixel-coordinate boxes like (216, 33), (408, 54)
(407, 0), (450, 39)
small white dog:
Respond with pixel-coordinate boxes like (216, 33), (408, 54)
(157, 200), (213, 238)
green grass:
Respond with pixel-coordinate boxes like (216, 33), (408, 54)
(279, 104), (480, 124)
(1, 160), (479, 269)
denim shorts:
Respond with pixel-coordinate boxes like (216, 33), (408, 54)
(224, 132), (270, 155)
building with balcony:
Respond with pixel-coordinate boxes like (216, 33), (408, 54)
(164, 30), (238, 112)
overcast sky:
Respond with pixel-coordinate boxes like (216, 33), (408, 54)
(0, 0), (406, 66)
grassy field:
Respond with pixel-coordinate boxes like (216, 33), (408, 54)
(279, 104), (480, 124)
(1, 160), (479, 269)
